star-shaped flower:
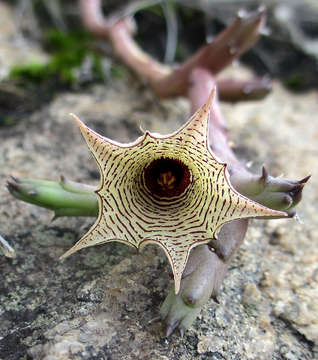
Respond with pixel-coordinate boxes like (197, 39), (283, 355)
(60, 89), (284, 293)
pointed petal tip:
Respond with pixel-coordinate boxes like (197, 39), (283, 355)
(204, 87), (216, 111)
(174, 279), (181, 295)
(59, 253), (67, 262)
(59, 247), (75, 261)
(69, 112), (79, 121)
(252, 199), (287, 218)
(70, 112), (107, 153)
(268, 208), (287, 218)
(70, 113), (86, 130)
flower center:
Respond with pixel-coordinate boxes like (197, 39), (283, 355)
(157, 171), (176, 190)
(143, 158), (191, 198)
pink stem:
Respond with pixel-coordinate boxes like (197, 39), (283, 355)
(79, 0), (171, 83)
(108, 20), (171, 83)
(79, 0), (112, 37)
(154, 10), (266, 97)
(79, 0), (266, 98)
(217, 77), (272, 102)
(188, 68), (244, 171)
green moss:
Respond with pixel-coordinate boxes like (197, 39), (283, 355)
(0, 115), (15, 126)
(10, 62), (48, 82)
(9, 30), (106, 86)
(110, 64), (127, 78)
(284, 73), (304, 91)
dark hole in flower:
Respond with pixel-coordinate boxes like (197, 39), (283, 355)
(143, 158), (191, 198)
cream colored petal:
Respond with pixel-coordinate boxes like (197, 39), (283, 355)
(63, 98), (285, 294)
(173, 88), (216, 147)
(140, 238), (193, 294)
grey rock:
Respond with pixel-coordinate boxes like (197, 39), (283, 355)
(0, 1), (317, 360)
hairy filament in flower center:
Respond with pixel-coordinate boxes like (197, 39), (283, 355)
(143, 158), (191, 198)
(157, 171), (176, 190)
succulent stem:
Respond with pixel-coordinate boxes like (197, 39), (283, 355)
(158, 68), (309, 336)
(79, 0), (268, 100)
(217, 77), (272, 102)
(160, 244), (228, 336)
(7, 176), (98, 218)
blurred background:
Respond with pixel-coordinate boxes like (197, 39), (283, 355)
(1, 0), (318, 126)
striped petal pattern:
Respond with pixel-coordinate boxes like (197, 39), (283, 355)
(61, 90), (285, 293)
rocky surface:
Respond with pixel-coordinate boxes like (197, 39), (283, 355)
(0, 1), (317, 359)
(0, 2), (47, 81)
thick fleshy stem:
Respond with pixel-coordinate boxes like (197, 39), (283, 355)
(160, 245), (228, 337)
(160, 219), (247, 337)
(217, 77), (272, 102)
(152, 8), (267, 98)
(235, 167), (310, 217)
(159, 68), (309, 336)
(79, 0), (269, 101)
(7, 176), (98, 218)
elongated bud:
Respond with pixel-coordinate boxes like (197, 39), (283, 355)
(7, 177), (98, 218)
